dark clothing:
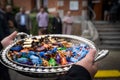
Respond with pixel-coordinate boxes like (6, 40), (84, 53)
(6, 12), (16, 27)
(6, 12), (17, 33)
(6, 12), (14, 20)
(110, 4), (119, 22)
(0, 9), (11, 80)
(18, 25), (28, 33)
(57, 65), (92, 80)
(0, 42), (11, 80)
(118, 4), (120, 21)
(52, 17), (62, 34)
(104, 2), (112, 12)
(0, 42), (3, 50)
(88, 0), (95, 20)
(15, 12), (31, 34)
(0, 65), (11, 80)
(0, 9), (10, 41)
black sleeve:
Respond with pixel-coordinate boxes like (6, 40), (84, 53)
(2, 13), (10, 36)
(0, 42), (3, 51)
(52, 17), (55, 28)
(56, 65), (92, 80)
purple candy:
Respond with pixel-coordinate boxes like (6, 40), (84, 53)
(56, 54), (61, 64)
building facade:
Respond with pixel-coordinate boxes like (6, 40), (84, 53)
(1, 0), (118, 20)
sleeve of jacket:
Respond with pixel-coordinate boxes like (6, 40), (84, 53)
(52, 17), (56, 29)
(15, 13), (20, 26)
(2, 13), (10, 36)
(28, 15), (32, 29)
(56, 65), (92, 80)
(0, 42), (3, 51)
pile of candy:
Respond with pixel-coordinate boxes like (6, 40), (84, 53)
(8, 36), (90, 67)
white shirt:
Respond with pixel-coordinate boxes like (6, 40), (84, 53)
(20, 14), (26, 26)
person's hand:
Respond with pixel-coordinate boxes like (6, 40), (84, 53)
(76, 49), (98, 78)
(1, 31), (17, 48)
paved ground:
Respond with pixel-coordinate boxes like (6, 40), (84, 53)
(98, 50), (120, 70)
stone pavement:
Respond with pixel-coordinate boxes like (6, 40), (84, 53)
(98, 50), (120, 70)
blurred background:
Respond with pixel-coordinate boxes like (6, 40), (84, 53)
(0, 0), (120, 80)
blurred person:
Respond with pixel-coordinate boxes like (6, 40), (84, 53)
(52, 11), (62, 34)
(0, 3), (10, 41)
(63, 11), (73, 35)
(109, 2), (119, 22)
(36, 7), (49, 35)
(57, 49), (98, 80)
(15, 7), (31, 34)
(6, 5), (17, 33)
(116, 0), (120, 22)
(88, 0), (95, 20)
(103, 1), (112, 21)
(0, 3), (11, 80)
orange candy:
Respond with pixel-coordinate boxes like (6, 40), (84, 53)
(61, 57), (67, 65)
(20, 48), (29, 53)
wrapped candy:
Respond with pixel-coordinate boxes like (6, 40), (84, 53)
(51, 47), (57, 53)
(20, 48), (29, 53)
(9, 36), (90, 67)
(57, 47), (66, 51)
(36, 46), (46, 52)
(17, 57), (28, 64)
(80, 44), (89, 48)
(42, 59), (49, 66)
(61, 57), (67, 65)
(56, 54), (61, 64)
(27, 51), (36, 57)
(10, 45), (22, 51)
(70, 57), (78, 63)
(49, 58), (56, 66)
(77, 48), (89, 60)
(39, 51), (47, 58)
(30, 55), (42, 65)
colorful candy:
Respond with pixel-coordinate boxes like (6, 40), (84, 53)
(8, 36), (90, 67)
(17, 57), (28, 64)
(42, 59), (49, 66)
(49, 58), (56, 66)
(10, 45), (22, 51)
(30, 55), (42, 65)
(56, 54), (61, 64)
(61, 57), (67, 65)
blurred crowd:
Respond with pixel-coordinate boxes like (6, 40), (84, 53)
(0, 5), (74, 41)
(103, 0), (120, 22)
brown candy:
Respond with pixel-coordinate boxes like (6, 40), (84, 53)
(42, 59), (49, 66)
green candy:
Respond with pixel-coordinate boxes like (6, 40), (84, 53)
(49, 58), (56, 66)
(57, 47), (66, 50)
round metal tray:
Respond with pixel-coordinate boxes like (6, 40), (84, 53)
(0, 34), (97, 77)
